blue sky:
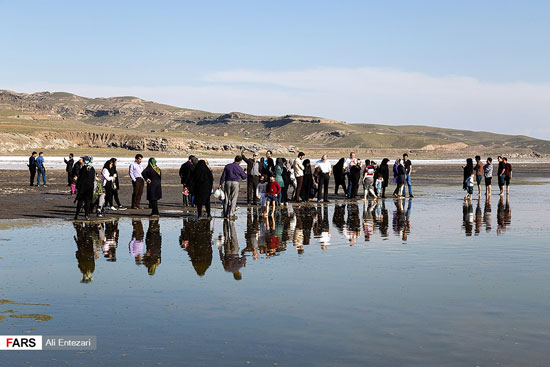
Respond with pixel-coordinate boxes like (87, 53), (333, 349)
(2, 0), (549, 139)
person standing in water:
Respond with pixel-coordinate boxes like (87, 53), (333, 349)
(220, 155), (247, 219)
(503, 157), (512, 196)
(402, 153), (413, 198)
(484, 157), (493, 197)
(474, 155), (484, 196)
(141, 158), (162, 216)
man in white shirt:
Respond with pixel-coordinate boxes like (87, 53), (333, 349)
(315, 154), (332, 202)
(293, 152), (305, 202)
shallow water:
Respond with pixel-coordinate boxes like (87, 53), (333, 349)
(1, 184), (550, 366)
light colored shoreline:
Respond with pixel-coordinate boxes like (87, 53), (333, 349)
(1, 155), (547, 171)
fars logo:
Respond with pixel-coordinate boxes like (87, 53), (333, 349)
(0, 336), (43, 350)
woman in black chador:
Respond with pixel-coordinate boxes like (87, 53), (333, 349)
(333, 158), (346, 195)
(377, 158), (390, 198)
(74, 156), (96, 220)
(191, 160), (214, 218)
(300, 159), (314, 202)
(142, 158), (162, 216)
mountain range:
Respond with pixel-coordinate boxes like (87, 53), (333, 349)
(0, 89), (548, 158)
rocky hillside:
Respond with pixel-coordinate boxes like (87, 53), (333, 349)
(1, 89), (549, 157)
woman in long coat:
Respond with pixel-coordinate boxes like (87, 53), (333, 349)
(378, 158), (390, 198)
(74, 156), (96, 220)
(191, 160), (214, 218)
(301, 159), (313, 201)
(141, 158), (162, 216)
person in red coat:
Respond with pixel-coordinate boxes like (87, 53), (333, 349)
(266, 175), (281, 217)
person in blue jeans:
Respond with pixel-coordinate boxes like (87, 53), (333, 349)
(401, 153), (413, 198)
(36, 151), (47, 187)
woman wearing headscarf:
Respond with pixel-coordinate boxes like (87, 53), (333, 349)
(101, 160), (116, 210)
(191, 160), (214, 218)
(463, 158), (474, 190)
(333, 158), (346, 196)
(392, 159), (400, 196)
(394, 159), (406, 198)
(141, 158), (162, 216)
(378, 158), (390, 198)
(301, 159), (313, 202)
(109, 158), (126, 210)
(274, 158), (285, 205)
(74, 156), (96, 220)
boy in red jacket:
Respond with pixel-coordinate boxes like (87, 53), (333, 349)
(266, 175), (281, 216)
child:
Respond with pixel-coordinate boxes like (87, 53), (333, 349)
(465, 172), (475, 200)
(93, 174), (106, 217)
(266, 174), (281, 217)
(362, 159), (377, 200)
(182, 186), (190, 207)
(483, 157), (493, 197)
(256, 175), (268, 216)
(375, 174), (384, 199)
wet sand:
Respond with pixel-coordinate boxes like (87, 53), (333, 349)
(0, 164), (548, 220)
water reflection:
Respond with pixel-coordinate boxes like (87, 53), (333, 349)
(70, 196), (518, 282)
(219, 220), (246, 280)
(392, 199), (412, 242)
(462, 196), (512, 236)
(180, 218), (213, 276)
(101, 219), (119, 262)
(497, 195), (512, 235)
(129, 219), (144, 264)
(73, 222), (99, 283)
(143, 219), (162, 275)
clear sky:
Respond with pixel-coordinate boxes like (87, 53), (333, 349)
(2, 0), (549, 139)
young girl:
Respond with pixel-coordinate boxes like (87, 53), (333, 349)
(256, 175), (268, 216)
(375, 174), (384, 199)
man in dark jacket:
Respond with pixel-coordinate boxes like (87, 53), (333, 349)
(179, 155), (197, 206)
(241, 150), (261, 205)
(259, 150), (275, 176)
(27, 151), (37, 186)
(64, 153), (74, 186)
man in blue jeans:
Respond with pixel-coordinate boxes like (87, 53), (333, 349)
(36, 151), (47, 187)
(402, 153), (413, 198)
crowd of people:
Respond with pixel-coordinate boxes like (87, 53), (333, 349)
(462, 155), (512, 201)
(26, 150), (514, 221)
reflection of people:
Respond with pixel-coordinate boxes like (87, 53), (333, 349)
(462, 200), (474, 236)
(219, 219), (246, 280)
(497, 195), (512, 235)
(244, 209), (260, 260)
(101, 219), (119, 261)
(344, 203), (361, 245)
(129, 219), (145, 264)
(73, 222), (99, 283)
(143, 219), (162, 275)
(181, 218), (213, 276)
(475, 198), (482, 235)
(313, 205), (331, 250)
(483, 197), (492, 232)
